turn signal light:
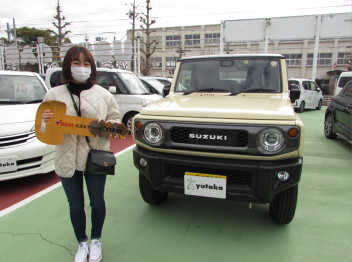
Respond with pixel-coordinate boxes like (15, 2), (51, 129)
(288, 128), (298, 138)
(135, 121), (142, 130)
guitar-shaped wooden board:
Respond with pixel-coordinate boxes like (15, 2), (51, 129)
(35, 100), (128, 145)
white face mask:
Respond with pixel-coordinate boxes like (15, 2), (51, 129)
(71, 67), (91, 82)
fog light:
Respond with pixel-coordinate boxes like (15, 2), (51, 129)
(139, 158), (148, 168)
(277, 171), (290, 182)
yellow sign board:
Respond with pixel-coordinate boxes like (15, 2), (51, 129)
(35, 100), (128, 145)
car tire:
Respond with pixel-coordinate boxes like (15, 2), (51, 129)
(123, 112), (137, 134)
(324, 113), (338, 139)
(269, 185), (298, 224)
(297, 101), (305, 113)
(316, 99), (322, 110)
(139, 173), (168, 205)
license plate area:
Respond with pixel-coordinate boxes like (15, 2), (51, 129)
(0, 157), (17, 174)
(184, 172), (227, 199)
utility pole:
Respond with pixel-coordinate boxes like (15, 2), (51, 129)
(6, 23), (11, 42)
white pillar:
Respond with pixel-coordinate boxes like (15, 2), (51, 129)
(220, 21), (224, 55)
(312, 15), (321, 81)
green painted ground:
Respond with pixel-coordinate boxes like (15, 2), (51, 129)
(0, 107), (351, 262)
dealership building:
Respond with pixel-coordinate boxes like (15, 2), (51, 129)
(128, 12), (352, 94)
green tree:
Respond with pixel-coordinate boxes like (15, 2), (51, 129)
(15, 27), (56, 47)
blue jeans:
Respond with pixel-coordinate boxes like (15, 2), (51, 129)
(60, 170), (107, 243)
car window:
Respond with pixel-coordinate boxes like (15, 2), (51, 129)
(0, 75), (46, 103)
(302, 81), (310, 90)
(97, 72), (117, 90)
(50, 71), (64, 87)
(175, 57), (281, 93)
(288, 80), (300, 90)
(338, 76), (352, 87)
(310, 81), (318, 91)
(342, 83), (352, 97)
(117, 72), (149, 95)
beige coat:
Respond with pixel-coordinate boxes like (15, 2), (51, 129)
(43, 84), (120, 177)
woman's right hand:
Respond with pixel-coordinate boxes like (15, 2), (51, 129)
(42, 110), (53, 122)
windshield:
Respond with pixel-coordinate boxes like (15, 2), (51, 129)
(0, 74), (47, 103)
(174, 57), (282, 94)
(117, 72), (150, 95)
(144, 78), (164, 91)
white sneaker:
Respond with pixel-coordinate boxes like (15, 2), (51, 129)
(74, 242), (89, 262)
(89, 239), (102, 262)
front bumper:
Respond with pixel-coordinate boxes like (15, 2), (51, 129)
(0, 138), (55, 181)
(133, 146), (302, 203)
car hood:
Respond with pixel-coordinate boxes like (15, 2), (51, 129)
(140, 94), (297, 121)
(0, 103), (39, 136)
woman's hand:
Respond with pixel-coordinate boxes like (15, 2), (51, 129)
(42, 110), (53, 122)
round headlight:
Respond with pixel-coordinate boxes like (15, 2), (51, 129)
(258, 128), (284, 153)
(144, 123), (163, 144)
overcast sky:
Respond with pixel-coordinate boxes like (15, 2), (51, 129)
(0, 0), (351, 44)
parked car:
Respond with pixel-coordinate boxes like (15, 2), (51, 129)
(324, 80), (352, 144)
(334, 71), (352, 96)
(0, 70), (55, 181)
(288, 78), (323, 113)
(151, 76), (173, 86)
(45, 68), (162, 132)
(139, 76), (165, 96)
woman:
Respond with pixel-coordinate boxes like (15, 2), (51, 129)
(42, 46), (120, 262)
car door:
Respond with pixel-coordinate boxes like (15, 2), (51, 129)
(334, 83), (352, 140)
(302, 81), (312, 107)
(309, 81), (320, 107)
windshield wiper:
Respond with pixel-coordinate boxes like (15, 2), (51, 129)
(229, 88), (278, 96)
(183, 88), (231, 95)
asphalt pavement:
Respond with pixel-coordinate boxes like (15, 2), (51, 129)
(0, 108), (351, 262)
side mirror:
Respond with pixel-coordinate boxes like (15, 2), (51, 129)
(290, 89), (300, 102)
(108, 86), (117, 94)
(162, 84), (171, 97)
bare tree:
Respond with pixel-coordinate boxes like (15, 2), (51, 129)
(139, 0), (158, 75)
(51, 0), (71, 61)
(126, 0), (139, 71)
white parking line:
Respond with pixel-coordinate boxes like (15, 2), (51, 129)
(0, 145), (135, 218)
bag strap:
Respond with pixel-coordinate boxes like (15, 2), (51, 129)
(67, 85), (92, 149)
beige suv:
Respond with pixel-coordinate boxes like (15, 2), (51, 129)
(132, 54), (304, 224)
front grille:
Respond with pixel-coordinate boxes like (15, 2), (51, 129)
(0, 132), (36, 148)
(0, 156), (43, 175)
(167, 164), (251, 186)
(171, 127), (248, 147)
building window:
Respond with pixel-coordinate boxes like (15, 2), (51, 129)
(337, 52), (351, 65)
(166, 35), (181, 47)
(151, 57), (162, 68)
(166, 57), (177, 68)
(205, 33), (220, 45)
(185, 34), (200, 46)
(283, 54), (302, 66)
(307, 53), (332, 66)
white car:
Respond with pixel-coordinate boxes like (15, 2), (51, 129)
(45, 68), (162, 132)
(334, 71), (352, 96)
(0, 70), (55, 181)
(288, 78), (323, 113)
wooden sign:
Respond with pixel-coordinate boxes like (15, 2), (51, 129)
(35, 100), (128, 145)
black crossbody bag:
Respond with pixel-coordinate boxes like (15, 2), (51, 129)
(67, 85), (116, 175)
